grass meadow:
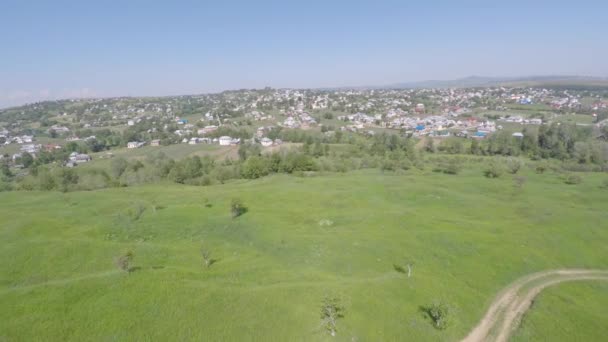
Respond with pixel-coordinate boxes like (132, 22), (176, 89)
(1, 166), (607, 341)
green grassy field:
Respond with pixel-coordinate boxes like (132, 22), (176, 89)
(511, 281), (608, 341)
(1, 167), (607, 341)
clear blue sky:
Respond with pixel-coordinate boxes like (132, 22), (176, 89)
(1, 0), (606, 108)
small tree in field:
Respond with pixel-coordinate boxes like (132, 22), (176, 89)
(422, 301), (451, 330)
(201, 246), (213, 268)
(484, 160), (504, 178)
(513, 175), (527, 188)
(321, 296), (344, 337)
(505, 158), (523, 174)
(116, 251), (134, 273)
(230, 198), (247, 218)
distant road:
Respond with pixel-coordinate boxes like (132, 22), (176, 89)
(461, 269), (608, 342)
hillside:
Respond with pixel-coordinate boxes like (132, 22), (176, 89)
(1, 168), (607, 341)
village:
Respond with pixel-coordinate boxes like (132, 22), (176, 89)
(1, 86), (607, 169)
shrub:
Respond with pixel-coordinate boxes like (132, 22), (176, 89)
(505, 158), (523, 174)
(484, 160), (504, 178)
(564, 173), (582, 185)
(422, 301), (451, 330)
(201, 246), (215, 268)
(321, 296), (344, 337)
(241, 156), (270, 179)
(230, 198), (247, 218)
(116, 251), (134, 273)
(601, 179), (608, 189)
(513, 175), (527, 188)
(535, 161), (548, 174)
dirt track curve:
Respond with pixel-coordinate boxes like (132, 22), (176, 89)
(461, 269), (608, 342)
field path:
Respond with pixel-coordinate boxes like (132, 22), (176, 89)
(0, 269), (122, 295)
(461, 269), (608, 342)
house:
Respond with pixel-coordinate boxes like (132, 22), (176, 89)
(150, 139), (161, 147)
(49, 125), (70, 134)
(189, 137), (201, 145)
(43, 144), (62, 152)
(219, 136), (232, 146)
(512, 132), (524, 138)
(197, 125), (218, 135)
(68, 151), (91, 164)
(127, 141), (144, 149)
(260, 137), (273, 147)
(20, 144), (41, 154)
(127, 120), (135, 126)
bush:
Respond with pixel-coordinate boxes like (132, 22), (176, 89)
(321, 296), (344, 337)
(422, 301), (451, 330)
(230, 198), (247, 218)
(433, 158), (461, 175)
(116, 251), (134, 273)
(483, 160), (504, 178)
(241, 156), (270, 179)
(563, 173), (582, 185)
(505, 158), (523, 174)
(601, 179), (608, 189)
(535, 161), (548, 174)
(513, 175), (527, 188)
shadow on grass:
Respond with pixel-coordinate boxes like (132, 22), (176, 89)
(393, 264), (407, 274)
(128, 266), (142, 273)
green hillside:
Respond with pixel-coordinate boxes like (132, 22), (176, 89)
(1, 168), (607, 341)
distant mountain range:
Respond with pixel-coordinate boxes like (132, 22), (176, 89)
(380, 75), (608, 89)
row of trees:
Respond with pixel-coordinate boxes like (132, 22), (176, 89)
(425, 123), (608, 165)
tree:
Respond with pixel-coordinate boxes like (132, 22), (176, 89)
(57, 168), (79, 192)
(1, 160), (12, 178)
(484, 160), (504, 178)
(20, 152), (34, 168)
(505, 158), (523, 174)
(470, 139), (481, 155)
(116, 251), (134, 273)
(424, 138), (435, 153)
(321, 296), (344, 337)
(230, 198), (247, 218)
(241, 156), (269, 179)
(535, 161), (549, 174)
(422, 301), (451, 330)
(201, 246), (215, 268)
(564, 173), (582, 185)
(110, 157), (128, 179)
(513, 175), (527, 188)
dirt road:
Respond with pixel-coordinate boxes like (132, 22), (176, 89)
(461, 269), (608, 342)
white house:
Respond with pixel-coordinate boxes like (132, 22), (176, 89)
(127, 141), (144, 149)
(261, 137), (273, 147)
(219, 136), (232, 146)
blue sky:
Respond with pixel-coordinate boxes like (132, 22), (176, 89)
(1, 0), (606, 108)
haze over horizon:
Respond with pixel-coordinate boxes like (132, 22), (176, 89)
(1, 0), (607, 108)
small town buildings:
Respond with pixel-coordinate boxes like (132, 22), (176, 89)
(219, 136), (232, 146)
(197, 125), (218, 135)
(127, 141), (144, 149)
(20, 144), (41, 154)
(150, 139), (161, 146)
(260, 137), (273, 147)
(66, 152), (91, 167)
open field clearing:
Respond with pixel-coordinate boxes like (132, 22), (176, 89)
(1, 169), (607, 340)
